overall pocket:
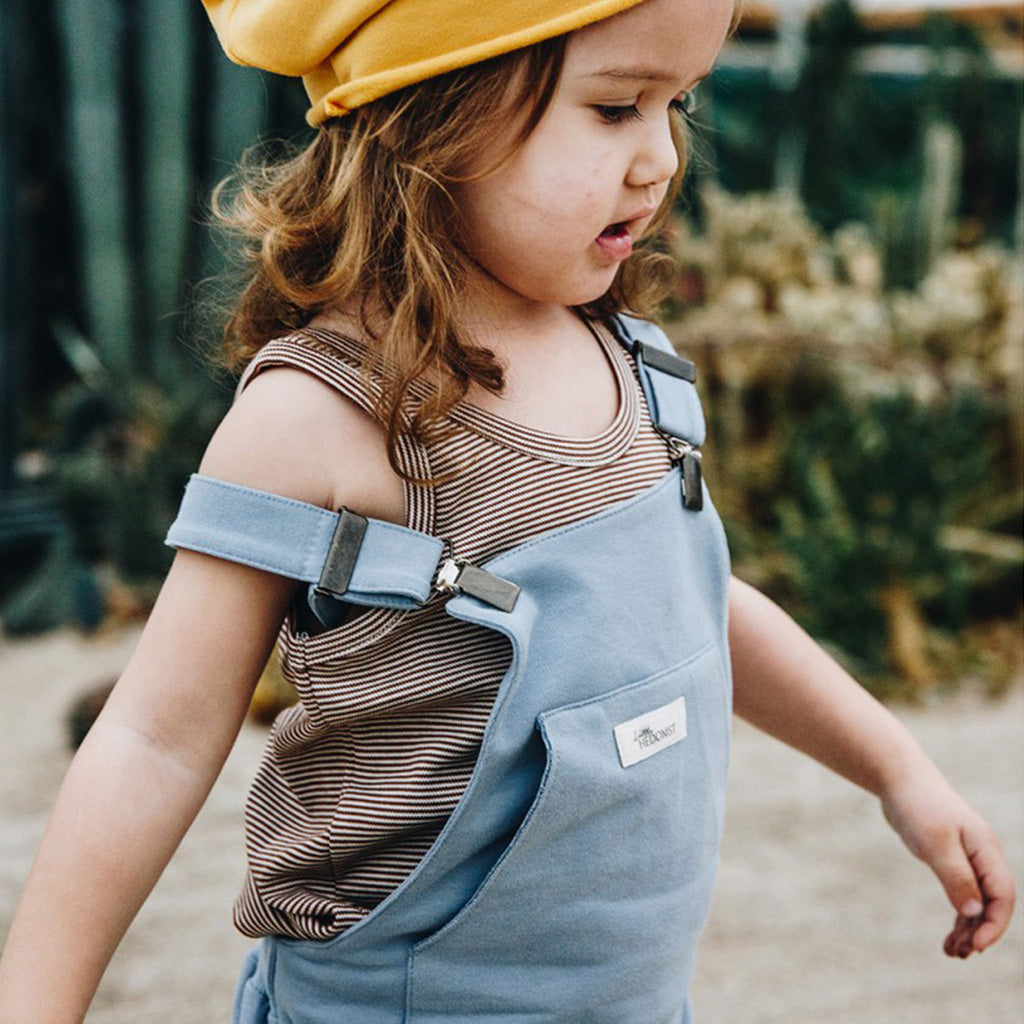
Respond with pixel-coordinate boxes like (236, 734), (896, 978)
(406, 642), (730, 1024)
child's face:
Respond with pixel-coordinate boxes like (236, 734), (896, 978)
(454, 0), (734, 317)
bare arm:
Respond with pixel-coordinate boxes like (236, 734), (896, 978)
(0, 551), (296, 1024)
(729, 575), (1015, 957)
(0, 367), (404, 1024)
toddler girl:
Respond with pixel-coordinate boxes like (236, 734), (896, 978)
(0, 0), (1014, 1021)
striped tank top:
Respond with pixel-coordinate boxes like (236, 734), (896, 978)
(232, 316), (673, 940)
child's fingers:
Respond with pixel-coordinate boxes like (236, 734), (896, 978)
(929, 826), (985, 920)
(944, 913), (981, 959)
(938, 820), (1016, 957)
(883, 780), (1014, 957)
(963, 824), (1017, 952)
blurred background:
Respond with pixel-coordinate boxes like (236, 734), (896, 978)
(0, 0), (1021, 1021)
(1, 0), (1020, 698)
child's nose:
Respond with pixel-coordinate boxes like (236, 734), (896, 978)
(626, 117), (680, 190)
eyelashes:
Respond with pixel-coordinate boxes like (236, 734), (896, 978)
(596, 91), (698, 126)
(672, 91), (699, 117)
(596, 104), (645, 125)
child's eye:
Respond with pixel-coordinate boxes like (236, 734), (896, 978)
(596, 104), (643, 125)
(670, 91), (698, 118)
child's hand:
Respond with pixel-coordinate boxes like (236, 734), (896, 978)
(880, 770), (1016, 958)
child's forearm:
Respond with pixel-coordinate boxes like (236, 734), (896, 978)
(0, 712), (236, 1024)
(727, 574), (1015, 954)
(727, 575), (936, 798)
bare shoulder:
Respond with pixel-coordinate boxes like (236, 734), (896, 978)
(102, 366), (411, 743)
(199, 366), (406, 523)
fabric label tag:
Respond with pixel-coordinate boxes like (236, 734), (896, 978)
(614, 697), (687, 768)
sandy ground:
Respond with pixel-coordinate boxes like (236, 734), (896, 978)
(1, 625), (1021, 1024)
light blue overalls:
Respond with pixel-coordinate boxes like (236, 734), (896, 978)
(166, 315), (732, 1024)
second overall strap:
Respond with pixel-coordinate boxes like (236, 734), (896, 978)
(608, 314), (707, 510)
(165, 474), (520, 626)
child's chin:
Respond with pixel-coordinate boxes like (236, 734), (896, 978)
(557, 273), (619, 308)
(572, 281), (617, 307)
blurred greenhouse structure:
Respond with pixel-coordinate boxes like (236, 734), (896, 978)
(0, 0), (1021, 695)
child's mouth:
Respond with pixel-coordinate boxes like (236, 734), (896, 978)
(595, 221), (633, 261)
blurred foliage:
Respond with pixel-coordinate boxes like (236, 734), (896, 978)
(705, 1), (1021, 248)
(0, 0), (310, 634)
(776, 388), (995, 680)
(1, 372), (229, 634)
(664, 187), (1022, 698)
(1, 0), (1021, 714)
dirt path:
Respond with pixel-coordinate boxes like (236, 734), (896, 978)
(2, 626), (1021, 1023)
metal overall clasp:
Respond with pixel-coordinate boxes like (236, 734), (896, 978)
(664, 436), (704, 512)
(436, 557), (521, 613)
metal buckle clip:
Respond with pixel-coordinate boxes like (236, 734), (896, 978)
(314, 508), (369, 599)
(435, 558), (463, 595)
(435, 557), (520, 613)
(664, 436), (704, 512)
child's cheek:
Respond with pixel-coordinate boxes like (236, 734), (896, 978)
(578, 162), (611, 211)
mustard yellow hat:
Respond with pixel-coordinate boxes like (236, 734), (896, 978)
(203, 0), (650, 126)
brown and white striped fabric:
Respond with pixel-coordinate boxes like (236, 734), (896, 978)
(231, 320), (673, 940)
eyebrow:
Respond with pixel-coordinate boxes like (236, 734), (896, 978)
(586, 66), (713, 86)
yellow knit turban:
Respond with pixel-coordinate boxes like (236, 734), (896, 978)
(202, 0), (650, 126)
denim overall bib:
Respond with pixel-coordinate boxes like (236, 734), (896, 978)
(166, 316), (732, 1024)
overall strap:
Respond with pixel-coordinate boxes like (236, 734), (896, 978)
(165, 475), (519, 627)
(608, 314), (707, 510)
(607, 314), (706, 448)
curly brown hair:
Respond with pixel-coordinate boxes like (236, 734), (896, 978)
(211, 34), (689, 482)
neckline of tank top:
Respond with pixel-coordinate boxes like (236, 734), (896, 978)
(445, 318), (641, 464)
(297, 317), (645, 468)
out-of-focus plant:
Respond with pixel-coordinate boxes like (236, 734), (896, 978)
(2, 334), (229, 634)
(664, 187), (1022, 696)
(709, 2), (1020, 244)
(775, 386), (1004, 692)
(0, 1), (307, 634)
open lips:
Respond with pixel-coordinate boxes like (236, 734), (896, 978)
(595, 221), (633, 260)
